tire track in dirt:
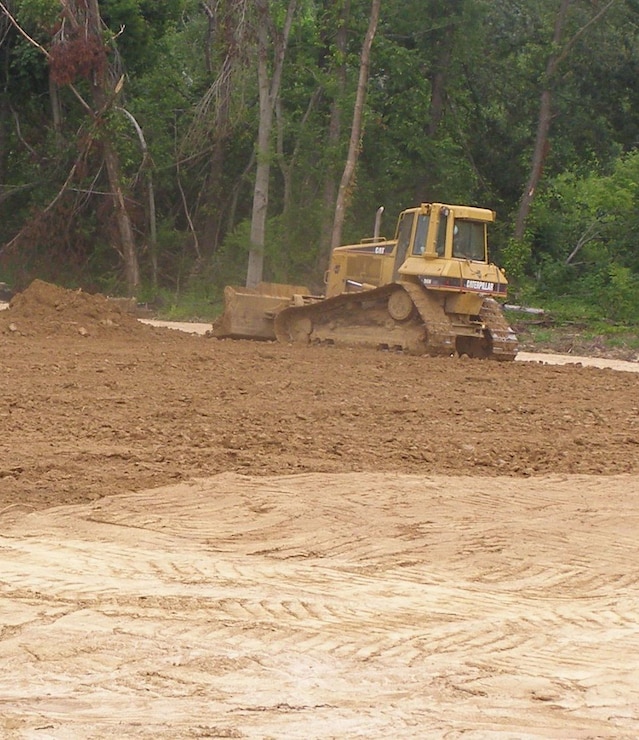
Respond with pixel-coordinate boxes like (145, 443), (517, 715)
(1, 472), (639, 738)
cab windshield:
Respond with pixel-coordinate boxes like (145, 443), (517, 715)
(452, 220), (486, 261)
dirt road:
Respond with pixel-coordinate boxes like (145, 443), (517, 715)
(1, 281), (639, 737)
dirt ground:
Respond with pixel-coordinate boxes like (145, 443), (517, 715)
(1, 281), (639, 738)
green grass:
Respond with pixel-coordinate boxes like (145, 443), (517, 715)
(135, 283), (224, 322)
(506, 299), (639, 360)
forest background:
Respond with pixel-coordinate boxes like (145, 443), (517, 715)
(1, 0), (639, 339)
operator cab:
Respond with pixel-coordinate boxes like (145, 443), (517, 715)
(396, 203), (492, 266)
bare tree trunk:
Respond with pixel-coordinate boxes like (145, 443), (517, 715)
(246, 0), (297, 289)
(94, 121), (140, 294)
(514, 88), (555, 242)
(87, 1), (139, 295)
(48, 73), (63, 146)
(330, 0), (381, 250)
(245, 5), (272, 288)
(513, 0), (569, 242)
(118, 106), (156, 287)
(0, 78), (8, 187)
(318, 0), (350, 265)
(514, 0), (616, 241)
(102, 140), (140, 291)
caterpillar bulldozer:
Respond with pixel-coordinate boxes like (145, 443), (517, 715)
(211, 202), (518, 361)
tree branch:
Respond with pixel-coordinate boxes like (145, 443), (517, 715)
(0, 1), (51, 58)
(565, 220), (602, 265)
(553, 0), (617, 73)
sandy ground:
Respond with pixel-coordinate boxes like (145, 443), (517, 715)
(1, 282), (639, 738)
(3, 473), (639, 739)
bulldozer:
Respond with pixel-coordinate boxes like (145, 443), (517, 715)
(211, 202), (518, 361)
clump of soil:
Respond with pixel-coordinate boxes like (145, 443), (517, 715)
(0, 279), (153, 338)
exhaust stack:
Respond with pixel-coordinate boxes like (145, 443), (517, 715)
(373, 206), (384, 240)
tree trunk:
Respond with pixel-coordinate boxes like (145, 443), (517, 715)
(0, 10), (14, 187)
(514, 0), (615, 241)
(118, 106), (155, 287)
(513, 0), (570, 241)
(318, 0), (350, 266)
(102, 139), (140, 291)
(330, 0), (381, 250)
(245, 5), (272, 288)
(48, 73), (64, 147)
(0, 78), (7, 187)
(246, 0), (297, 289)
(94, 114), (140, 295)
(513, 87), (555, 242)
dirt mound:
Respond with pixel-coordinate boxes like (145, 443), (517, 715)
(0, 279), (154, 338)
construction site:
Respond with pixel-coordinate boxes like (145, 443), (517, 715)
(1, 281), (638, 738)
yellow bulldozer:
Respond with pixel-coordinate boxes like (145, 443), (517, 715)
(211, 202), (518, 360)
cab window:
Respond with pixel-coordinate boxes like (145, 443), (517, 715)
(436, 213), (447, 256)
(412, 214), (430, 255)
(393, 212), (415, 279)
(396, 212), (414, 253)
(452, 220), (486, 261)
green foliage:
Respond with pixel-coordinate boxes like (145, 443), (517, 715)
(522, 149), (639, 319)
(600, 264), (639, 324)
(501, 238), (532, 288)
(100, 0), (189, 73)
(2, 0), (639, 318)
(15, 0), (59, 29)
(210, 219), (253, 290)
(6, 35), (49, 91)
(212, 205), (325, 292)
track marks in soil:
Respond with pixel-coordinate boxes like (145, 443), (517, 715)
(1, 472), (639, 738)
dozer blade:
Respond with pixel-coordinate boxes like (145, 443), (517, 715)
(211, 282), (310, 340)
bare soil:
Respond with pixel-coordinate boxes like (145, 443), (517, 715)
(1, 281), (639, 738)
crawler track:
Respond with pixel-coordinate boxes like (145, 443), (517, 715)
(479, 297), (519, 361)
(274, 282), (518, 360)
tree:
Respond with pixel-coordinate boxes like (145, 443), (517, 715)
(245, 0), (297, 289)
(316, 0), (350, 262)
(2, 0), (639, 309)
(53, 0), (141, 293)
(193, 0), (249, 257)
(0, 0), (142, 293)
(330, 0), (380, 249)
(514, 0), (617, 242)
